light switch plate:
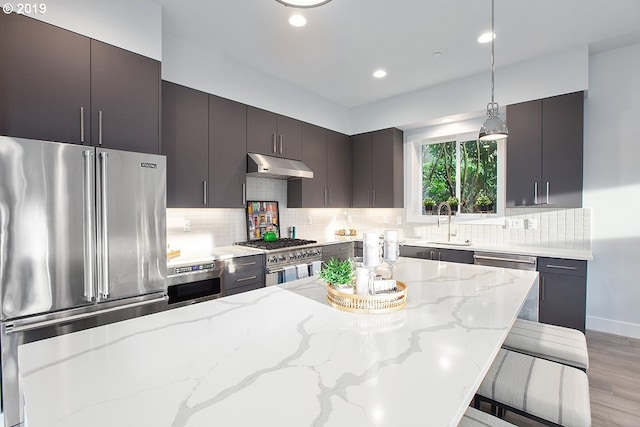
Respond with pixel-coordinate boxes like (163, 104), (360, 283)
(526, 219), (538, 230)
(396, 216), (403, 225)
(504, 218), (521, 229)
(183, 219), (191, 232)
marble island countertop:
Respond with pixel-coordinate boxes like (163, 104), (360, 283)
(19, 258), (538, 427)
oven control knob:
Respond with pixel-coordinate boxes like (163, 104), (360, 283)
(268, 256), (277, 263)
(278, 255), (286, 262)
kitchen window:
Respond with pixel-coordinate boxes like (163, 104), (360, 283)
(405, 127), (505, 223)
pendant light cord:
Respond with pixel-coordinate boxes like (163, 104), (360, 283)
(490, 0), (495, 108)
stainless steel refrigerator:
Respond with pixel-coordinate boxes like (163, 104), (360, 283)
(0, 136), (167, 427)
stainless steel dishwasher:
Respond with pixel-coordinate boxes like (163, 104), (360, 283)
(473, 252), (539, 322)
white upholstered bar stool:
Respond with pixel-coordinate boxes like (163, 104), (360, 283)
(476, 348), (591, 427)
(503, 319), (589, 371)
(459, 407), (516, 427)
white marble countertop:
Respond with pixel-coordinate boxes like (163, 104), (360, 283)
(19, 258), (538, 427)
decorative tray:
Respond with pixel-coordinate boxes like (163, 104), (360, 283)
(327, 282), (407, 314)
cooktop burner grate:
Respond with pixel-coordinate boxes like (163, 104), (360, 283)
(235, 238), (318, 251)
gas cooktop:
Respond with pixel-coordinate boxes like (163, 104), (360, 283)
(235, 238), (318, 251)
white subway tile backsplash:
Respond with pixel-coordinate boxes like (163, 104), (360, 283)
(167, 177), (591, 256)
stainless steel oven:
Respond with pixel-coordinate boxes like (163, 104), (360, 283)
(235, 238), (323, 286)
(264, 246), (323, 286)
(166, 260), (224, 306)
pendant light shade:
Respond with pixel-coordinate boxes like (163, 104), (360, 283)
(479, 103), (508, 141)
(275, 0), (332, 8)
(479, 0), (508, 141)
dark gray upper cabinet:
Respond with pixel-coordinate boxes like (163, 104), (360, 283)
(0, 13), (160, 154)
(0, 12), (90, 144)
(90, 40), (160, 154)
(326, 130), (351, 207)
(246, 106), (302, 160)
(538, 257), (587, 332)
(506, 91), (584, 208)
(351, 133), (374, 208)
(162, 82), (248, 209)
(161, 81), (209, 208)
(208, 95), (247, 208)
(288, 123), (327, 207)
(351, 128), (404, 208)
(541, 92), (584, 208)
(288, 126), (350, 208)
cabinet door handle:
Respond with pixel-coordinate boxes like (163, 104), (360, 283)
(541, 277), (545, 301)
(438, 251), (441, 261)
(545, 264), (577, 271)
(367, 189), (371, 207)
(324, 188), (328, 206)
(242, 183), (246, 205)
(546, 181), (550, 205)
(327, 188), (331, 206)
(279, 135), (283, 154)
(203, 180), (207, 205)
(236, 275), (257, 283)
(534, 182), (538, 205)
(272, 134), (277, 153)
(373, 189), (376, 206)
(80, 107), (85, 143)
(430, 250), (435, 260)
(99, 110), (103, 145)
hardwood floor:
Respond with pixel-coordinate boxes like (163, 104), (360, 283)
(478, 330), (640, 426)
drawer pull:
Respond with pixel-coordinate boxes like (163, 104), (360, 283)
(236, 262), (257, 267)
(545, 264), (577, 271)
(236, 275), (257, 282)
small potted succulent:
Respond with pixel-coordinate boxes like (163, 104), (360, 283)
(446, 196), (459, 214)
(423, 197), (436, 214)
(320, 258), (355, 293)
(475, 192), (494, 212)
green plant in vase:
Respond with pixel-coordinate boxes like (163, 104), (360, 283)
(423, 197), (436, 214)
(319, 258), (354, 290)
(446, 196), (459, 214)
(475, 192), (493, 212)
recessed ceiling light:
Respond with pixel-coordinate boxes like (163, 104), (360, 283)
(441, 117), (454, 123)
(478, 32), (496, 43)
(432, 51), (443, 58)
(276, 0), (332, 8)
(289, 14), (307, 27)
(373, 69), (387, 78)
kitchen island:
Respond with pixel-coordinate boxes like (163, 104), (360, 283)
(18, 258), (537, 427)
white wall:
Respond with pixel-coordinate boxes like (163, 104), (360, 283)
(583, 42), (640, 338)
(29, 0), (161, 60)
(350, 46), (589, 134)
(161, 33), (352, 135)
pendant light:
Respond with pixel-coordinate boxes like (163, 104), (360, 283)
(479, 0), (508, 141)
(275, 0), (332, 8)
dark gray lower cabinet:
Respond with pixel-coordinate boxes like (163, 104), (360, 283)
(538, 257), (587, 332)
(321, 242), (354, 262)
(223, 255), (265, 296)
(399, 245), (474, 264)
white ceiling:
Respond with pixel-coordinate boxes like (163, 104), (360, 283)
(157, 0), (640, 108)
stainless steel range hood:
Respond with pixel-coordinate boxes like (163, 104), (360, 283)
(247, 153), (313, 179)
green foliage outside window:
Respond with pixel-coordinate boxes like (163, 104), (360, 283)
(422, 139), (497, 214)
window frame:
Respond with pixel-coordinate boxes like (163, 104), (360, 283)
(405, 126), (506, 224)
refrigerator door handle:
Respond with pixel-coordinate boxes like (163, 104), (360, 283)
(83, 150), (96, 301)
(3, 296), (168, 334)
(98, 151), (110, 299)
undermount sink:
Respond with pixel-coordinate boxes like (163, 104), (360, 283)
(414, 240), (473, 247)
